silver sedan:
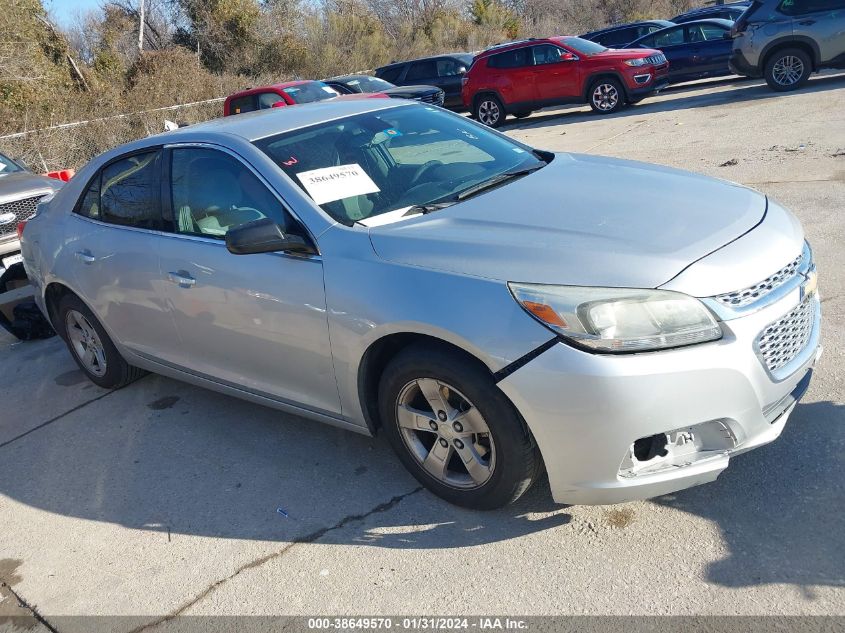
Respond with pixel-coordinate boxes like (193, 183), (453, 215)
(21, 99), (821, 508)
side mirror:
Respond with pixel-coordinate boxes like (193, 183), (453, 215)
(723, 32), (733, 39)
(560, 52), (579, 61)
(457, 66), (468, 74)
(226, 218), (316, 256)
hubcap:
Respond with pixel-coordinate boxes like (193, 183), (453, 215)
(772, 55), (804, 86)
(478, 100), (500, 126)
(65, 310), (107, 377)
(592, 83), (619, 111)
(395, 378), (495, 489)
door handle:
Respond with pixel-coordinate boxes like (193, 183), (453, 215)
(168, 271), (196, 288)
(75, 250), (96, 264)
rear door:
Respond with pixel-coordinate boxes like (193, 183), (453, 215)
(435, 57), (471, 107)
(485, 48), (536, 105)
(530, 44), (581, 101)
(156, 144), (341, 415)
(68, 149), (183, 362)
(781, 0), (845, 63)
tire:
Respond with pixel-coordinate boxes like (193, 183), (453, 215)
(513, 111), (532, 119)
(474, 94), (506, 128)
(764, 47), (811, 92)
(588, 77), (626, 114)
(58, 293), (145, 389)
(379, 344), (540, 509)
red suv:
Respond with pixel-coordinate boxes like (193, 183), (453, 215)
(462, 37), (669, 127)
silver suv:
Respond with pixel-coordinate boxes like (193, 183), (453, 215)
(0, 152), (62, 273)
(730, 0), (845, 90)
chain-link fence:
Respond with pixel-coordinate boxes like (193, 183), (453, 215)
(0, 99), (225, 173)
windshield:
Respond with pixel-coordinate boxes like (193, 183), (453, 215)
(561, 37), (608, 55)
(0, 152), (23, 175)
(343, 76), (395, 93)
(283, 82), (339, 104)
(255, 104), (547, 225)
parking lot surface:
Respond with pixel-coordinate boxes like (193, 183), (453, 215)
(1, 74), (843, 630)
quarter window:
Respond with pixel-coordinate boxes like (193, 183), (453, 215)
(99, 151), (161, 229)
(229, 95), (255, 115)
(169, 148), (294, 239)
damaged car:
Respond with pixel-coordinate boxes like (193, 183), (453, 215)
(20, 100), (821, 508)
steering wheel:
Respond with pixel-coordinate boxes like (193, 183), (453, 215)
(409, 160), (444, 188)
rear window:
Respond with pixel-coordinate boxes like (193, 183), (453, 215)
(283, 82), (338, 104)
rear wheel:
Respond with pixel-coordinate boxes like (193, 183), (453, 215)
(379, 344), (540, 509)
(588, 77), (625, 114)
(764, 47), (811, 91)
(474, 94), (506, 128)
(58, 294), (145, 389)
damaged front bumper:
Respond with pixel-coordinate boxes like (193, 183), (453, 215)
(498, 289), (821, 505)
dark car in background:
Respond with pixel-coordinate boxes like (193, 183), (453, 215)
(671, 2), (750, 23)
(730, 0), (845, 91)
(462, 37), (668, 126)
(375, 53), (475, 110)
(324, 75), (445, 106)
(580, 20), (676, 47)
(629, 19), (735, 83)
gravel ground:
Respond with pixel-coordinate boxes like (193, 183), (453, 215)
(0, 73), (843, 631)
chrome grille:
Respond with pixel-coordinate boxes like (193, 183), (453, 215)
(755, 297), (815, 373)
(417, 91), (444, 106)
(644, 53), (667, 65)
(0, 194), (44, 237)
(714, 252), (803, 308)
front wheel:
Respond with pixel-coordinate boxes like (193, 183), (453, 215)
(474, 94), (506, 128)
(588, 78), (625, 114)
(379, 344), (541, 509)
(765, 48), (811, 91)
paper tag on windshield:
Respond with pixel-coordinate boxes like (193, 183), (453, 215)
(296, 164), (380, 205)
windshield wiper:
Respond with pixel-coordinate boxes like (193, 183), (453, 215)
(402, 201), (457, 217)
(455, 164), (545, 201)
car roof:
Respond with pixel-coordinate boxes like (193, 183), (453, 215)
(227, 80), (318, 99)
(378, 53), (473, 68)
(325, 74), (372, 83)
(629, 18), (734, 42)
(675, 2), (748, 15)
(150, 98), (410, 145)
(478, 37), (569, 57)
(583, 20), (675, 37)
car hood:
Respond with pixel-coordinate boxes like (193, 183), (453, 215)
(383, 85), (440, 98)
(590, 47), (661, 59)
(368, 153), (766, 288)
(0, 171), (61, 202)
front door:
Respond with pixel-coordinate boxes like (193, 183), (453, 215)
(685, 23), (733, 77)
(156, 145), (341, 416)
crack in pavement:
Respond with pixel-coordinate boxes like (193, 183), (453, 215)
(0, 376), (148, 451)
(128, 486), (425, 633)
(0, 579), (60, 633)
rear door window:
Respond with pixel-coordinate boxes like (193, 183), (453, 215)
(99, 151), (162, 229)
(378, 66), (404, 83)
(406, 61), (437, 81)
(487, 47), (532, 68)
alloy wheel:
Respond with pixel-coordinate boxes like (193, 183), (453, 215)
(395, 378), (495, 489)
(592, 83), (619, 111)
(65, 309), (107, 377)
(477, 99), (501, 126)
(772, 55), (804, 87)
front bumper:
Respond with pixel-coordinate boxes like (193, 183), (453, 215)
(498, 289), (821, 505)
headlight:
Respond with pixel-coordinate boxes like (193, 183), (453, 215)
(624, 58), (648, 67)
(509, 283), (722, 353)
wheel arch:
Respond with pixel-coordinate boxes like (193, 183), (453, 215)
(761, 37), (820, 71)
(44, 281), (77, 336)
(583, 71), (630, 102)
(471, 89), (505, 113)
(356, 332), (496, 434)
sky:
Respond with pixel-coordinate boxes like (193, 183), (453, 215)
(46, 0), (103, 27)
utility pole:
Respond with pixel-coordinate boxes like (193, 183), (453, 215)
(138, 0), (145, 52)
